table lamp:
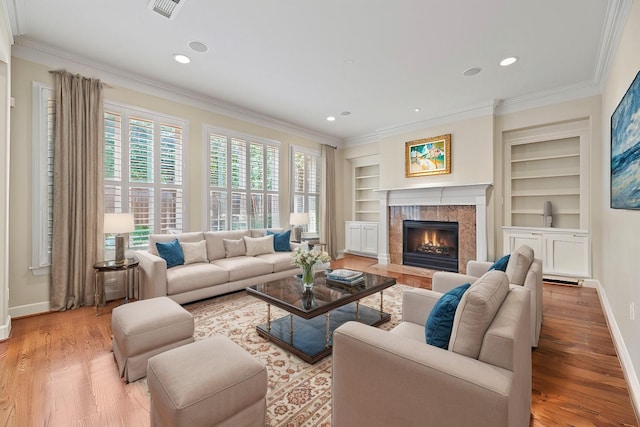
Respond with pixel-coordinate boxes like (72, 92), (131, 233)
(104, 213), (135, 264)
(289, 212), (309, 243)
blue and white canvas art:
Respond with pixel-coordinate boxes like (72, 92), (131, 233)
(611, 70), (640, 209)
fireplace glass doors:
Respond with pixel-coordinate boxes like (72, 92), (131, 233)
(402, 220), (459, 272)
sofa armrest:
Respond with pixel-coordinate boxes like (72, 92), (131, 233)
(432, 271), (478, 293)
(520, 258), (542, 347)
(401, 288), (441, 325)
(467, 260), (493, 277)
(135, 250), (168, 299)
(332, 322), (514, 427)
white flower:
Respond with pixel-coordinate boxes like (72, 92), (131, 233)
(291, 247), (330, 268)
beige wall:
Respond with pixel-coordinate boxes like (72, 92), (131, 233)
(8, 57), (324, 313)
(601, 0), (640, 382)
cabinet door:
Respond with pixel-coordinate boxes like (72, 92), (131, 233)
(361, 223), (378, 255)
(544, 233), (590, 277)
(503, 231), (543, 259)
(345, 223), (362, 252)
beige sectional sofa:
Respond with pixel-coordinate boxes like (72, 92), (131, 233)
(135, 229), (302, 304)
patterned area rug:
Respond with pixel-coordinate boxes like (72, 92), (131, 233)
(144, 283), (410, 427)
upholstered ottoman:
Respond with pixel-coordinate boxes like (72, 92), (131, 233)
(111, 296), (194, 383)
(147, 336), (268, 427)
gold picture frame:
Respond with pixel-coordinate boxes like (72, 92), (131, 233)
(405, 134), (451, 177)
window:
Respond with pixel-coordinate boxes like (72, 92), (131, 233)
(206, 127), (279, 231)
(31, 82), (55, 274)
(105, 104), (187, 248)
(32, 83), (188, 271)
(291, 146), (321, 234)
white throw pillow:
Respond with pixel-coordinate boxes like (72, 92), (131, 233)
(505, 245), (534, 286)
(243, 235), (275, 257)
(223, 238), (246, 258)
(180, 240), (208, 265)
(448, 270), (509, 359)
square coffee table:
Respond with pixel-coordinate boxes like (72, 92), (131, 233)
(246, 271), (396, 364)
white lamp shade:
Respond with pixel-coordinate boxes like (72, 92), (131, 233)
(104, 213), (135, 234)
(289, 212), (309, 225)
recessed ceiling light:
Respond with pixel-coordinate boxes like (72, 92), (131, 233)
(500, 56), (518, 66)
(414, 108), (421, 112)
(462, 67), (482, 77)
(174, 54), (191, 64)
(326, 116), (336, 122)
(340, 111), (351, 116)
(189, 41), (208, 53)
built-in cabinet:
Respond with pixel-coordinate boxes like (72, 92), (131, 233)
(503, 226), (591, 278)
(502, 119), (591, 278)
(345, 221), (378, 256)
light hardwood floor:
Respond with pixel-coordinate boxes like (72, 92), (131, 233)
(0, 254), (637, 426)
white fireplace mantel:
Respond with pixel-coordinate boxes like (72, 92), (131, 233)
(376, 183), (493, 265)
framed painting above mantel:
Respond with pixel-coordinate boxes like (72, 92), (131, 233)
(405, 134), (451, 177)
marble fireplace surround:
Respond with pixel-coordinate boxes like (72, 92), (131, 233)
(376, 183), (493, 274)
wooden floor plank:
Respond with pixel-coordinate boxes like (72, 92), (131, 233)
(0, 254), (636, 426)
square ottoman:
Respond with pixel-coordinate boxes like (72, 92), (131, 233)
(111, 296), (194, 383)
(147, 336), (268, 427)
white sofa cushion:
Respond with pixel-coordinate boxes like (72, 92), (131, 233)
(180, 240), (208, 265)
(505, 245), (534, 286)
(211, 256), (273, 281)
(205, 230), (251, 261)
(256, 252), (297, 273)
(166, 263), (230, 295)
(149, 232), (204, 256)
(449, 270), (509, 359)
(244, 235), (275, 256)
(223, 238), (246, 258)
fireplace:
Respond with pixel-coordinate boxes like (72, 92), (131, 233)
(403, 220), (459, 272)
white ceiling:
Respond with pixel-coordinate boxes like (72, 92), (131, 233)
(5, 0), (627, 144)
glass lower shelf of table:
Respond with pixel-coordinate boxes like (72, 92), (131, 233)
(255, 301), (390, 364)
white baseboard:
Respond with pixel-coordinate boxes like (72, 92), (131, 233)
(590, 279), (640, 420)
(9, 301), (50, 318)
(0, 316), (11, 340)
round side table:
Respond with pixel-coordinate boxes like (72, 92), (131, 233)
(93, 258), (139, 316)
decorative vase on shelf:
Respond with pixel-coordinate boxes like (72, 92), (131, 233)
(301, 264), (315, 290)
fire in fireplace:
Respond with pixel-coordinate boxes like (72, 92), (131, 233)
(403, 220), (459, 272)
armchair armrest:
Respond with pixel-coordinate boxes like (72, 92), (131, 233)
(467, 260), (493, 277)
(401, 288), (442, 325)
(432, 271), (477, 293)
(134, 250), (168, 299)
(332, 322), (514, 427)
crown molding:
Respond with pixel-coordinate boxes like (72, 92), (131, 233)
(344, 101), (497, 147)
(593, 0), (633, 88)
(12, 36), (342, 147)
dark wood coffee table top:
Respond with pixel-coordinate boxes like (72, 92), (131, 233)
(246, 271), (396, 319)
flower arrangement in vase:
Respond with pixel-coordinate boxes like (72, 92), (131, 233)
(291, 247), (330, 290)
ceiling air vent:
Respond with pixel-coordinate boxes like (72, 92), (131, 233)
(148, 0), (185, 20)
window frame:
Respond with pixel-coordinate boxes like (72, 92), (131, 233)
(202, 125), (281, 231)
(30, 82), (54, 275)
(104, 101), (189, 249)
(290, 145), (321, 235)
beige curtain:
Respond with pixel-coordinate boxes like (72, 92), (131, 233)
(321, 144), (337, 259)
(50, 71), (104, 311)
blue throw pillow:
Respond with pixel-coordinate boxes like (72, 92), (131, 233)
(489, 254), (510, 272)
(425, 283), (471, 349)
(267, 230), (291, 252)
(155, 239), (184, 268)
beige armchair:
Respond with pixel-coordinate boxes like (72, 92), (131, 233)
(432, 245), (542, 347)
(332, 271), (531, 427)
